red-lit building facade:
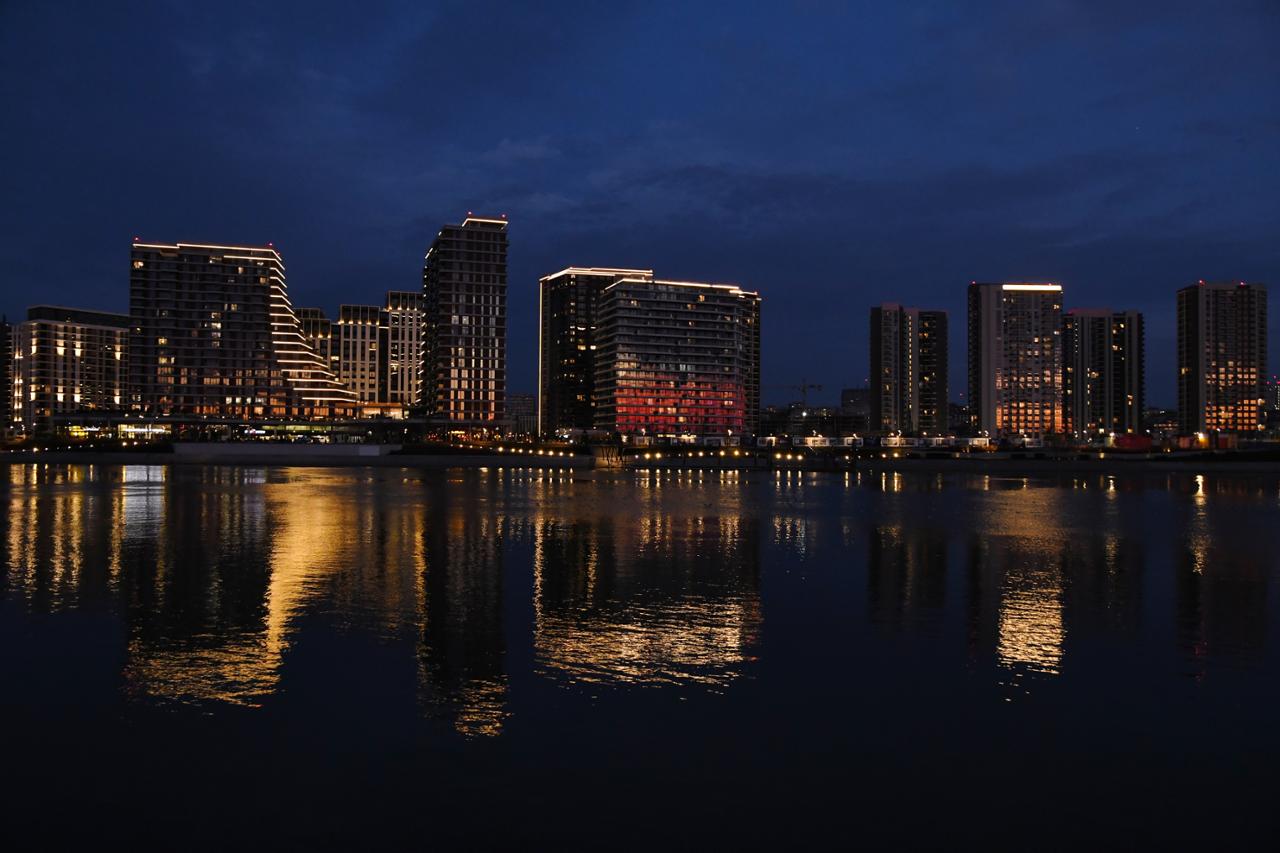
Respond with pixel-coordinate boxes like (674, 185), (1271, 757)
(593, 277), (761, 438)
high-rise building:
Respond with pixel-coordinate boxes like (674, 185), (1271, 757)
(420, 215), (508, 425)
(129, 241), (355, 419)
(11, 306), (129, 433)
(1177, 281), (1268, 434)
(1063, 309), (1145, 435)
(869, 304), (948, 434)
(593, 277), (761, 438)
(384, 291), (424, 407)
(537, 267), (653, 435)
(967, 282), (1065, 437)
(0, 316), (12, 431)
(297, 307), (339, 377)
(337, 304), (386, 403)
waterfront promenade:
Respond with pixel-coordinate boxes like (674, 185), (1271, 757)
(4, 443), (1279, 476)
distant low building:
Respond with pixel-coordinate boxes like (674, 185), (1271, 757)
(839, 387), (870, 434)
(1144, 408), (1179, 440)
(506, 392), (536, 435)
(758, 403), (857, 440)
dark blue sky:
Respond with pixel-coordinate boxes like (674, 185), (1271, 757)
(2, 1), (1277, 406)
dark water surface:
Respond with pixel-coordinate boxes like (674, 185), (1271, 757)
(3, 464), (1278, 848)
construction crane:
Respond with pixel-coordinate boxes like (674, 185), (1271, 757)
(766, 379), (823, 407)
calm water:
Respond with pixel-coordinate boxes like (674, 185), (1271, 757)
(3, 464), (1278, 848)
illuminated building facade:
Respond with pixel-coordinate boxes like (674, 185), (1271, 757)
(967, 282), (1065, 437)
(11, 306), (129, 433)
(129, 241), (355, 419)
(337, 304), (386, 402)
(1063, 309), (1145, 435)
(0, 316), (11, 430)
(1177, 281), (1268, 434)
(869, 304), (948, 434)
(384, 291), (424, 406)
(296, 307), (339, 377)
(538, 267), (653, 434)
(420, 215), (508, 425)
(594, 277), (761, 437)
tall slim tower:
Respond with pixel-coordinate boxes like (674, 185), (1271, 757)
(419, 215), (508, 425)
(384, 291), (425, 407)
(0, 316), (12, 431)
(1063, 309), (1145, 435)
(538, 267), (653, 435)
(869, 304), (948, 435)
(337, 304), (386, 403)
(1177, 281), (1267, 434)
(967, 282), (1065, 437)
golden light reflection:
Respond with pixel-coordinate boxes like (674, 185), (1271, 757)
(996, 569), (1065, 676)
(531, 481), (761, 691)
(967, 489), (1070, 684)
(5, 464), (129, 609)
(123, 468), (395, 708)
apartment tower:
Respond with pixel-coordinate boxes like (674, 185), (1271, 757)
(869, 304), (949, 434)
(537, 267), (653, 435)
(419, 215), (508, 425)
(1063, 309), (1145, 435)
(385, 291), (425, 407)
(1176, 281), (1267, 434)
(11, 306), (129, 433)
(967, 282), (1065, 437)
(593, 277), (761, 438)
(337, 304), (386, 403)
(128, 241), (355, 419)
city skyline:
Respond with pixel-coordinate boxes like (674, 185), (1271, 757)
(6, 237), (1269, 435)
(3, 3), (1277, 407)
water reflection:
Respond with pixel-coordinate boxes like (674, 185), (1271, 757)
(1175, 474), (1269, 671)
(867, 525), (947, 634)
(2, 464), (1278, 730)
(417, 483), (510, 737)
(533, 514), (761, 690)
(963, 489), (1071, 685)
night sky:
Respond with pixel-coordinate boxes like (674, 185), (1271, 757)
(2, 1), (1277, 407)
